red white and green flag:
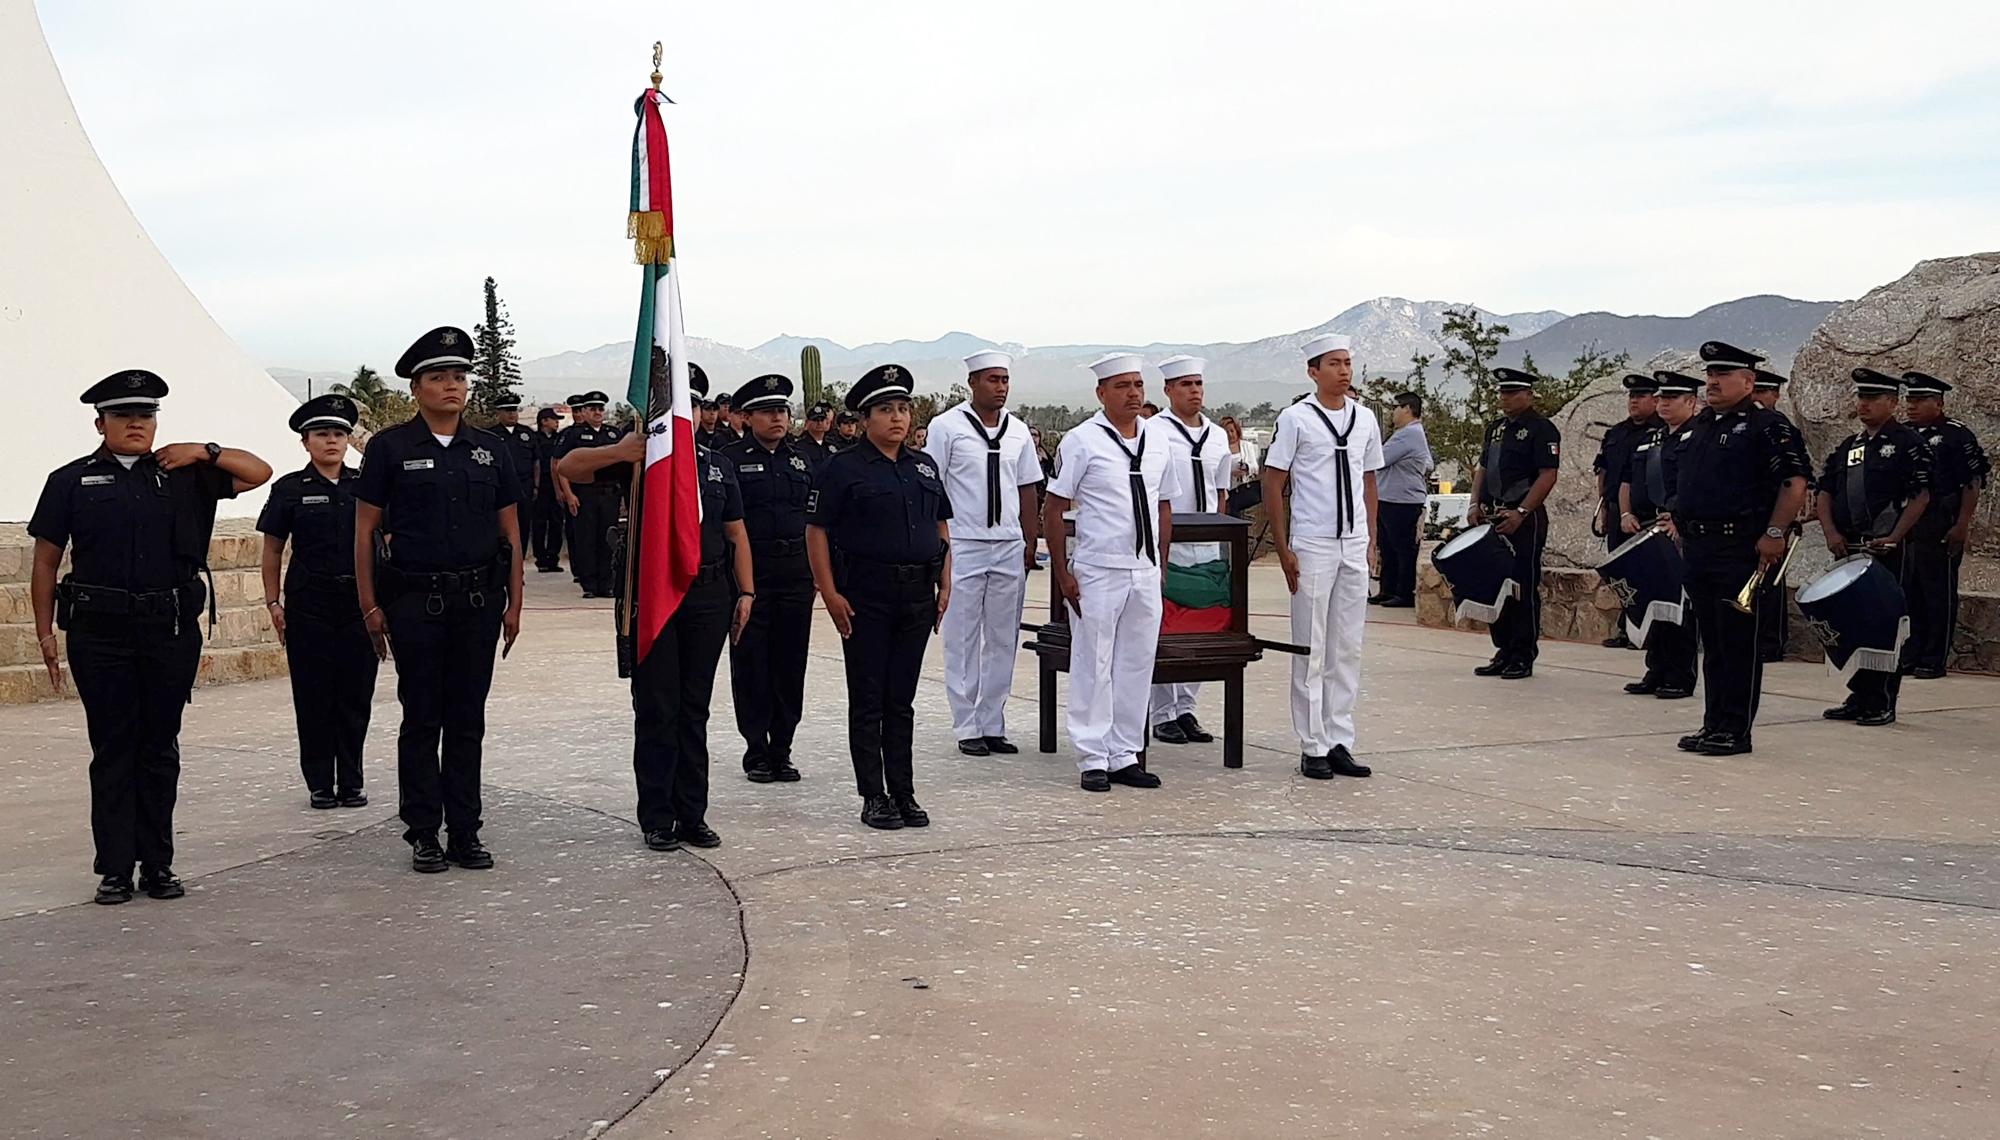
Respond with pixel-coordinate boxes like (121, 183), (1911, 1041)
(625, 85), (700, 664)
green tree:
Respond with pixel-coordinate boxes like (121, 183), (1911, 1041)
(1535, 343), (1629, 417)
(470, 276), (523, 425)
(331, 364), (412, 433)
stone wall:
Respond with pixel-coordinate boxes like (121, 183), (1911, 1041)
(0, 519), (287, 703)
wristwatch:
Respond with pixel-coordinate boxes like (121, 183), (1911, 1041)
(204, 442), (222, 463)
(1765, 526), (1785, 539)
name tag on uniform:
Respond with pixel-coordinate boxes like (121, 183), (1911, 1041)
(1846, 446), (1865, 467)
(302, 494), (331, 504)
(402, 458), (435, 471)
(80, 474), (116, 486)
(740, 463), (765, 473)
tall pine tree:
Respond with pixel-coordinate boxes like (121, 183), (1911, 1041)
(470, 276), (523, 424)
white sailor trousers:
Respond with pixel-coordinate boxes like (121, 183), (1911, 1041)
(1067, 561), (1162, 771)
(1289, 533), (1371, 755)
(942, 537), (1028, 740)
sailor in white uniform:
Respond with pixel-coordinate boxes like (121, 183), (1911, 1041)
(1260, 333), (1383, 779)
(1044, 353), (1185, 792)
(927, 350), (1045, 757)
(1146, 355), (1236, 746)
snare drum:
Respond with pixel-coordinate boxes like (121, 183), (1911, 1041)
(1796, 554), (1909, 678)
(1597, 526), (1685, 644)
(1431, 523), (1518, 623)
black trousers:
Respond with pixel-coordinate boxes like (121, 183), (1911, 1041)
(1906, 536), (1961, 672)
(841, 577), (937, 800)
(1377, 501), (1423, 601)
(284, 590), (379, 795)
(532, 485), (566, 569)
(1757, 575), (1790, 660)
(630, 576), (733, 831)
(66, 617), (202, 875)
(1843, 546), (1908, 712)
(384, 589), (503, 843)
(1641, 617), (1699, 691)
(572, 487), (621, 594)
(731, 555), (815, 771)
(1488, 507), (1547, 666)
(1684, 534), (1769, 742)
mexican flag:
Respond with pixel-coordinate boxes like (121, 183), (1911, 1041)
(624, 85), (700, 665)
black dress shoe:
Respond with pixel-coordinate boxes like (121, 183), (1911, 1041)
(771, 762), (802, 782)
(861, 795), (905, 829)
(957, 738), (991, 757)
(1176, 714), (1214, 743)
(1677, 731), (1717, 752)
(139, 865), (185, 900)
(1150, 720), (1189, 744)
(1473, 658), (1509, 677)
(1603, 632), (1633, 649)
(1107, 764), (1161, 788)
(1368, 592), (1390, 605)
(746, 762), (777, 783)
(309, 789), (337, 809)
(536, 563), (560, 572)
(1913, 665), (1947, 680)
(1856, 708), (1897, 727)
(983, 736), (1019, 754)
(1758, 652), (1785, 664)
(1654, 686), (1694, 700)
(1624, 679), (1660, 695)
(445, 836), (494, 869)
(411, 836), (448, 874)
(1380, 597), (1415, 609)
(1823, 702), (1865, 721)
(336, 789), (368, 808)
(1080, 770), (1111, 793)
(678, 821), (722, 848)
(894, 796), (930, 827)
(1898, 662), (1916, 676)
(1697, 734), (1753, 756)
(1329, 745), (1372, 777)
(1301, 753), (1335, 780)
(644, 828), (681, 852)
(1499, 663), (1534, 680)
(94, 873), (135, 905)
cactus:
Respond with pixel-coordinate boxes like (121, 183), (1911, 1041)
(801, 344), (823, 409)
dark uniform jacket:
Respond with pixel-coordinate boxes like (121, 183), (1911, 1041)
(354, 419), (522, 572)
(1596, 417), (1660, 509)
(533, 428), (563, 492)
(1820, 422), (1933, 541)
(1621, 422), (1675, 520)
(1908, 418), (1991, 540)
(805, 443), (953, 568)
(556, 422), (629, 492)
(496, 422), (539, 490)
(1478, 411), (1562, 509)
(723, 435), (815, 555)
(29, 450), (237, 593)
(1667, 401), (1809, 524)
(697, 447), (744, 564)
(257, 465), (362, 591)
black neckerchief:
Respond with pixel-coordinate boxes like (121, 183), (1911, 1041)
(1099, 423), (1156, 563)
(1301, 400), (1359, 535)
(962, 408), (1010, 527)
(1163, 415), (1213, 512)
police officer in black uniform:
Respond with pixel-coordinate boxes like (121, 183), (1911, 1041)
(797, 401), (839, 472)
(723, 374), (817, 783)
(1466, 368), (1561, 679)
(558, 394), (586, 578)
(1666, 341), (1811, 756)
(1616, 371), (1699, 699)
(555, 391), (626, 597)
(493, 396), (539, 485)
(1901, 371), (1989, 678)
(29, 369), (272, 904)
(1749, 369), (1813, 662)
(531, 407), (566, 571)
(1594, 374), (1661, 648)
(354, 326), (526, 874)
(1815, 368), (1933, 726)
(258, 394), (378, 810)
(558, 363), (754, 852)
(807, 365), (953, 831)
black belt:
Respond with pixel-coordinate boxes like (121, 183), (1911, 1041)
(846, 555), (941, 583)
(695, 561), (729, 586)
(58, 579), (194, 619)
(393, 564), (504, 593)
(1680, 519), (1752, 538)
(291, 570), (358, 591)
(752, 537), (807, 557)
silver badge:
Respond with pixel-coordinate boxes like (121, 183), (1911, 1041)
(789, 455), (808, 471)
(1514, 428), (1528, 440)
(916, 462), (936, 478)
(1930, 435), (1944, 447)
(1879, 443), (1895, 458)
(440, 329), (460, 346)
(708, 465), (724, 482)
(1732, 422), (1748, 434)
(471, 447), (495, 466)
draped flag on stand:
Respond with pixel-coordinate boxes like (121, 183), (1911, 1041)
(623, 83), (701, 666)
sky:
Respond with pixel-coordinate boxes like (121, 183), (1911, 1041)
(37, 0), (2000, 371)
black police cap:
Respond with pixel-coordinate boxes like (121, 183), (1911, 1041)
(81, 368), (168, 410)
(492, 393), (524, 410)
(714, 389), (735, 408)
(846, 364), (915, 412)
(537, 407), (562, 421)
(1491, 367), (1537, 391)
(574, 390), (610, 409)
(1901, 371), (1951, 397)
(1851, 367), (1902, 396)
(808, 401), (835, 417)
(737, 373), (794, 412)
(564, 393), (585, 406)
(1619, 373), (1659, 394)
(687, 362), (710, 398)
(1651, 370), (1700, 395)
(1699, 341), (1765, 370)
(1752, 369), (1788, 390)
(395, 326), (475, 380)
(290, 393), (360, 434)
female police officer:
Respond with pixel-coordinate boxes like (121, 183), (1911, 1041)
(29, 369), (271, 904)
(258, 393), (378, 810)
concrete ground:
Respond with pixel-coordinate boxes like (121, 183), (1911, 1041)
(3, 563), (1997, 1138)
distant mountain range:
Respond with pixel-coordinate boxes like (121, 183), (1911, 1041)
(1493, 295), (1835, 375)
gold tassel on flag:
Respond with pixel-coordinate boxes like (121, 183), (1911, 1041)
(628, 211), (672, 265)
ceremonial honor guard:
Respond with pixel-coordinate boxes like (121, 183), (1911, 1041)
(354, 327), (525, 873)
(808, 365), (952, 829)
(927, 349), (1043, 757)
(1616, 371), (1699, 699)
(1815, 369), (1933, 726)
(556, 390), (626, 597)
(560, 364), (753, 851)
(1467, 368), (1561, 679)
(723, 374), (815, 783)
(1261, 334), (1383, 778)
(493, 396), (539, 485)
(1750, 369), (1812, 661)
(258, 394), (378, 809)
(1901, 371), (1988, 678)
(29, 369), (272, 904)
(1667, 341), (1810, 756)
(1044, 354), (1183, 792)
(531, 407), (565, 571)
(797, 401), (839, 471)
(1145, 354), (1235, 746)
(1595, 375), (1661, 648)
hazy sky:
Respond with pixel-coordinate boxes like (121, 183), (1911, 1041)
(38, 0), (2000, 370)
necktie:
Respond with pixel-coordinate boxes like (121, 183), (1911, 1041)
(1166, 419), (1212, 512)
(962, 409), (1009, 527)
(1100, 425), (1156, 564)
(1303, 402), (1358, 536)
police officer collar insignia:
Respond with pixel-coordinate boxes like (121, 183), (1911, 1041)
(790, 455), (808, 471)
(471, 446), (495, 466)
(1880, 443), (1895, 458)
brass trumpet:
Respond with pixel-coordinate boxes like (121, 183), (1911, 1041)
(1729, 533), (1800, 613)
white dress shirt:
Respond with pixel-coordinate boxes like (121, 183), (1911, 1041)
(1049, 411), (1186, 570)
(1149, 412), (1235, 516)
(1264, 396), (1385, 539)
(924, 405), (1044, 541)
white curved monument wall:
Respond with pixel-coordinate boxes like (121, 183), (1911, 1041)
(1, 0), (306, 521)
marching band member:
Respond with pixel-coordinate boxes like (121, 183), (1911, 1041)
(1616, 372), (1699, 700)
(1466, 369), (1561, 680)
(1900, 372), (1988, 678)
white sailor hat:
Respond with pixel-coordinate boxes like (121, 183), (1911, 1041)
(1301, 333), (1351, 362)
(1087, 353), (1144, 382)
(1158, 355), (1206, 381)
(963, 349), (1014, 374)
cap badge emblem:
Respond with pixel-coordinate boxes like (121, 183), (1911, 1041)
(882, 366), (901, 383)
(440, 329), (460, 347)
(471, 447), (494, 466)
(126, 374), (145, 389)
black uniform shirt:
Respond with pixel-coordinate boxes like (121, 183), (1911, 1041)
(1670, 401), (1809, 522)
(1912, 418), (1991, 519)
(723, 435), (814, 543)
(29, 450), (237, 591)
(353, 419), (522, 571)
(534, 428), (562, 489)
(698, 447), (745, 564)
(556, 422), (630, 491)
(257, 465), (362, 580)
(1621, 422), (1674, 519)
(1595, 416), (1659, 503)
(805, 442), (952, 564)
(1478, 411), (1562, 508)
(1820, 421), (1933, 539)
(796, 433), (837, 474)
(498, 422), (539, 487)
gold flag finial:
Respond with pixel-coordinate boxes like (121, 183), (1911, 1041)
(651, 42), (663, 90)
